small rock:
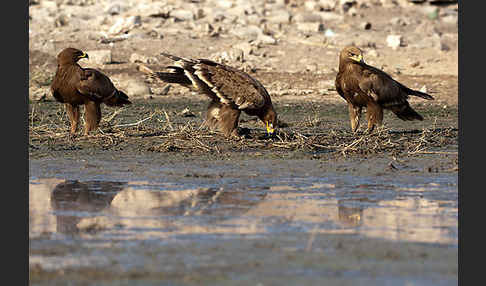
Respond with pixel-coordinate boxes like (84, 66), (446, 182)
(410, 61), (420, 68)
(297, 22), (325, 33)
(86, 49), (112, 64)
(211, 48), (245, 63)
(41, 0), (57, 10)
(108, 15), (141, 35)
(317, 0), (337, 11)
(293, 12), (322, 23)
(319, 12), (343, 21)
(231, 25), (262, 41)
(441, 14), (457, 24)
(214, 0), (233, 9)
(106, 3), (122, 15)
(257, 34), (277, 45)
(390, 17), (409, 26)
(421, 6), (439, 20)
(233, 42), (254, 56)
(179, 107), (196, 117)
(266, 9), (291, 24)
(55, 14), (69, 27)
(324, 29), (336, 37)
(29, 86), (50, 101)
(129, 53), (158, 64)
(386, 35), (402, 49)
(360, 22), (372, 30)
(347, 6), (358, 16)
(340, 0), (357, 13)
(170, 9), (194, 22)
(304, 1), (317, 11)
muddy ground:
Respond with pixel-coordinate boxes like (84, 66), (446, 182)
(29, 0), (458, 285)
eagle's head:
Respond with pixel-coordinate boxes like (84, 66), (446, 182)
(340, 46), (364, 64)
(57, 47), (89, 65)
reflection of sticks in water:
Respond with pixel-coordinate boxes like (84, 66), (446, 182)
(305, 225), (319, 252)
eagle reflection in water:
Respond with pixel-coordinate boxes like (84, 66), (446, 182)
(50, 180), (267, 235)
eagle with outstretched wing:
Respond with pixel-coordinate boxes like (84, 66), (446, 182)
(148, 53), (277, 138)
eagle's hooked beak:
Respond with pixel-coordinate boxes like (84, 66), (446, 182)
(78, 52), (89, 60)
(266, 121), (275, 135)
(351, 54), (364, 63)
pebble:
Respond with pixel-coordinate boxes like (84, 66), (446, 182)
(390, 17), (409, 26)
(257, 34), (277, 45)
(360, 22), (372, 30)
(55, 14), (69, 27)
(129, 53), (158, 64)
(266, 9), (291, 24)
(410, 61), (420, 67)
(293, 12), (322, 23)
(324, 29), (336, 37)
(318, 0), (337, 11)
(297, 22), (325, 33)
(386, 34), (402, 49)
(231, 25), (262, 41)
(29, 86), (50, 102)
(108, 16), (141, 35)
(304, 1), (317, 11)
(170, 9), (194, 22)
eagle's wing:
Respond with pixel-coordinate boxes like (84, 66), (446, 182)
(191, 59), (268, 110)
(358, 67), (408, 108)
(76, 68), (117, 101)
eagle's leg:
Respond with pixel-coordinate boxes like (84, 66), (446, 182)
(204, 100), (221, 132)
(220, 105), (241, 138)
(84, 101), (102, 135)
(205, 101), (242, 138)
(348, 103), (362, 132)
(65, 103), (80, 135)
(366, 101), (383, 133)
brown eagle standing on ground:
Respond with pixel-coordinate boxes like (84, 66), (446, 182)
(148, 53), (277, 138)
(50, 47), (131, 136)
(335, 46), (434, 132)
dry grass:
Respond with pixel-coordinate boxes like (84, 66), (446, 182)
(29, 101), (458, 158)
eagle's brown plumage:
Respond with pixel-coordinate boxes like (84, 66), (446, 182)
(50, 47), (131, 135)
(149, 52), (277, 137)
(335, 46), (434, 132)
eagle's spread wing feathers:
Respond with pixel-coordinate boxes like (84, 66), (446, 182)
(192, 59), (267, 110)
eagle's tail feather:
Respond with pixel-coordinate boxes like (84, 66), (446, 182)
(391, 104), (424, 121)
(104, 90), (131, 107)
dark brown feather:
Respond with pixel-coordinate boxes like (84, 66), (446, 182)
(151, 52), (278, 137)
(335, 46), (434, 132)
(50, 47), (131, 135)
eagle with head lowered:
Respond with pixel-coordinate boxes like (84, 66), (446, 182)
(50, 47), (131, 136)
(151, 53), (278, 138)
(335, 46), (434, 132)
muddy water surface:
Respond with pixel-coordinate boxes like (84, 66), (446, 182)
(29, 156), (458, 285)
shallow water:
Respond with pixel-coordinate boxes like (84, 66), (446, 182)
(29, 157), (458, 285)
(29, 173), (457, 245)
